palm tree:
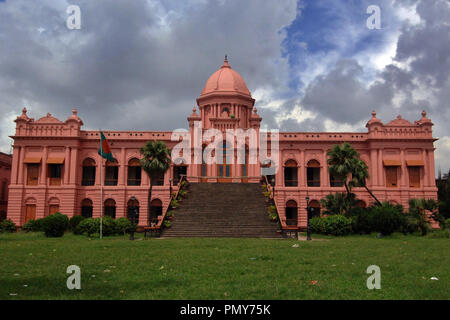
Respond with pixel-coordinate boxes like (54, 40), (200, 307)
(320, 192), (357, 215)
(409, 198), (438, 236)
(350, 158), (382, 206)
(140, 140), (171, 224)
(327, 143), (359, 195)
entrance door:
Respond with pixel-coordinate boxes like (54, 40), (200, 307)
(25, 205), (36, 224)
(217, 141), (231, 182)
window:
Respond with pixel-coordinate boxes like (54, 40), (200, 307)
(173, 165), (187, 185)
(82, 158), (96, 186)
(81, 199), (93, 218)
(309, 200), (321, 218)
(127, 198), (140, 222)
(330, 172), (344, 187)
(1, 180), (7, 200)
(408, 166), (420, 188)
(149, 199), (162, 224)
(105, 160), (118, 186)
(127, 158), (141, 186)
(385, 167), (398, 187)
(284, 160), (298, 187)
(307, 160), (320, 187)
(27, 164), (39, 185)
(285, 200), (298, 226)
(48, 164), (62, 186)
(104, 199), (116, 218)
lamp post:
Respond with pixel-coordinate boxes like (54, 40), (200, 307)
(306, 196), (311, 240)
(129, 196), (137, 240)
(271, 177), (275, 196)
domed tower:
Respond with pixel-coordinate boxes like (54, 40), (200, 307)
(196, 56), (259, 131)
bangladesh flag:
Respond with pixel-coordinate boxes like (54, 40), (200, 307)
(98, 131), (115, 161)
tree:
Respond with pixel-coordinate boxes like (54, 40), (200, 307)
(409, 198), (438, 236)
(327, 143), (381, 206)
(350, 158), (382, 206)
(140, 140), (171, 224)
(320, 192), (357, 215)
(327, 143), (357, 196)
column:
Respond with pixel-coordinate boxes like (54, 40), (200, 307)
(40, 146), (48, 185)
(322, 149), (328, 187)
(400, 149), (406, 187)
(119, 148), (126, 186)
(369, 148), (377, 187)
(17, 146), (24, 184)
(11, 146), (20, 184)
(299, 150), (305, 187)
(378, 149), (383, 187)
(69, 147), (78, 184)
(422, 149), (428, 187)
(64, 147), (71, 185)
(429, 149), (436, 186)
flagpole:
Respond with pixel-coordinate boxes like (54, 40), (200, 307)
(100, 129), (103, 239)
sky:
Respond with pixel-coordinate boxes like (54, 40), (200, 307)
(0, 0), (449, 176)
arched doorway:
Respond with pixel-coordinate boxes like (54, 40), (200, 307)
(307, 160), (321, 187)
(81, 199), (93, 218)
(81, 158), (96, 186)
(24, 197), (37, 224)
(127, 158), (141, 186)
(48, 198), (60, 216)
(149, 199), (162, 224)
(217, 141), (232, 182)
(104, 199), (116, 219)
(309, 200), (321, 218)
(285, 200), (298, 226)
(284, 160), (298, 186)
(127, 198), (140, 222)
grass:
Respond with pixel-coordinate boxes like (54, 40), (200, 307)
(0, 232), (448, 300)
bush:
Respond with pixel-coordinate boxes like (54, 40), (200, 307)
(69, 215), (86, 232)
(100, 216), (117, 236)
(445, 218), (450, 229)
(400, 215), (419, 235)
(22, 218), (44, 232)
(75, 218), (99, 236)
(322, 215), (352, 236)
(41, 213), (69, 237)
(309, 217), (324, 234)
(347, 207), (372, 234)
(369, 203), (403, 236)
(0, 219), (16, 232)
(115, 217), (132, 235)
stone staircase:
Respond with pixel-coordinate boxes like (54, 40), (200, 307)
(162, 183), (282, 238)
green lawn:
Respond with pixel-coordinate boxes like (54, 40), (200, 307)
(0, 232), (448, 300)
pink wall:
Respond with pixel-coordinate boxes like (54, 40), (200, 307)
(0, 152), (12, 219)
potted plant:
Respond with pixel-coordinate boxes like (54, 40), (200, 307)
(164, 220), (172, 228)
(166, 211), (174, 220)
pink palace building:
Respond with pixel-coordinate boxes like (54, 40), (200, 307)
(7, 58), (438, 230)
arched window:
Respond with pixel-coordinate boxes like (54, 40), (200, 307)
(104, 199), (116, 219)
(105, 160), (119, 186)
(127, 158), (141, 186)
(173, 159), (187, 185)
(284, 160), (298, 187)
(285, 200), (298, 226)
(48, 198), (60, 216)
(81, 199), (93, 218)
(356, 200), (367, 208)
(127, 198), (140, 222)
(82, 158), (96, 186)
(307, 160), (321, 187)
(309, 200), (321, 218)
(149, 199), (162, 224)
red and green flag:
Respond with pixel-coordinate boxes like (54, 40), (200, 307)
(98, 131), (115, 161)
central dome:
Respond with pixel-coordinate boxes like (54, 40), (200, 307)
(200, 57), (251, 98)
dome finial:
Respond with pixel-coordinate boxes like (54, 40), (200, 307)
(225, 54), (228, 62)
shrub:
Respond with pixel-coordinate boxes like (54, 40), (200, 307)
(41, 213), (69, 237)
(309, 217), (324, 234)
(69, 215), (86, 232)
(100, 216), (117, 236)
(0, 219), (16, 233)
(115, 217), (132, 235)
(347, 207), (372, 234)
(445, 218), (450, 229)
(75, 218), (99, 236)
(22, 218), (44, 232)
(400, 215), (419, 235)
(322, 215), (352, 236)
(369, 203), (403, 236)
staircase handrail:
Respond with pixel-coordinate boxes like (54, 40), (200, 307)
(156, 174), (187, 230)
(263, 175), (287, 230)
